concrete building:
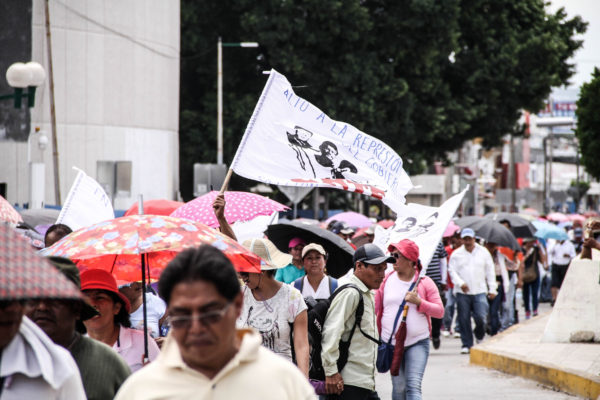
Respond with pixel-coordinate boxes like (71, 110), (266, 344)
(0, 0), (180, 210)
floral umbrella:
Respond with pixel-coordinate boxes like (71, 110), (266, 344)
(41, 214), (262, 282)
(0, 195), (22, 225)
(170, 191), (288, 228)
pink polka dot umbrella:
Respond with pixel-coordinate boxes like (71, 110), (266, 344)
(170, 191), (289, 228)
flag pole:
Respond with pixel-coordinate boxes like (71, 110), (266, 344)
(219, 169), (233, 194)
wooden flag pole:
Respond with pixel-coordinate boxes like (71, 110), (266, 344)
(219, 168), (233, 195)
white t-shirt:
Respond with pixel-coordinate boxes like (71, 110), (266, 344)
(237, 284), (307, 362)
(380, 274), (430, 347)
(129, 293), (167, 338)
(298, 276), (333, 300)
(549, 240), (576, 266)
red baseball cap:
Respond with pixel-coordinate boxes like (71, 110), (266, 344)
(80, 269), (131, 313)
(388, 239), (420, 262)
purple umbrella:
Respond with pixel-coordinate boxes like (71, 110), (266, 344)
(325, 211), (372, 229)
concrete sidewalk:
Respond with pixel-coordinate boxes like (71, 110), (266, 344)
(470, 311), (600, 399)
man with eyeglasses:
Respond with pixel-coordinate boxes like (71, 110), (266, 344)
(114, 245), (316, 400)
(25, 257), (131, 400)
(321, 244), (394, 399)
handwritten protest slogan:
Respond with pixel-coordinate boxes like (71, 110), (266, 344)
(373, 188), (468, 273)
(231, 69), (413, 213)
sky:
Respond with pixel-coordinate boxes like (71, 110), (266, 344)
(547, 0), (600, 91)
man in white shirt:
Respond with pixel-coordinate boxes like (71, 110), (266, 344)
(549, 239), (576, 305)
(114, 245), (315, 400)
(448, 228), (497, 354)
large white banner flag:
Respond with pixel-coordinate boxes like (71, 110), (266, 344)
(56, 167), (115, 231)
(231, 69), (413, 213)
(373, 188), (468, 273)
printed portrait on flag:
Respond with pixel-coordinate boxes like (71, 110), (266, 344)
(231, 69), (413, 213)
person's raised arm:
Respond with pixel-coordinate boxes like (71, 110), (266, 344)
(213, 194), (237, 241)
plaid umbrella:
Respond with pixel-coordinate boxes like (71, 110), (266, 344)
(0, 195), (23, 225)
(41, 214), (262, 281)
(170, 191), (288, 228)
(0, 224), (81, 300)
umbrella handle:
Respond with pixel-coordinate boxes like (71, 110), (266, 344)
(219, 169), (233, 195)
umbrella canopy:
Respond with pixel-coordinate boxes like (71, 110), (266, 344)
(583, 210), (599, 218)
(567, 214), (586, 224)
(531, 220), (569, 241)
(547, 212), (569, 223)
(522, 207), (540, 218)
(124, 199), (184, 217)
(455, 216), (520, 250)
(0, 224), (82, 300)
(266, 219), (355, 278)
(484, 212), (537, 238)
(171, 191), (288, 228)
(443, 220), (461, 237)
(0, 195), (22, 225)
(377, 219), (395, 229)
(325, 212), (372, 229)
(41, 215), (262, 282)
(19, 208), (60, 228)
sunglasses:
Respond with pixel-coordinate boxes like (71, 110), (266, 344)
(167, 303), (231, 330)
(391, 252), (402, 259)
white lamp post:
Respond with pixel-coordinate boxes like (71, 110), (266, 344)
(4, 61), (46, 108)
(217, 38), (259, 165)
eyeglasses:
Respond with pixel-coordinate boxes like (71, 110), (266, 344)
(390, 252), (401, 259)
(167, 303), (231, 330)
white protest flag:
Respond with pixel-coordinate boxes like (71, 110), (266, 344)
(56, 167), (115, 231)
(231, 69), (413, 213)
(373, 188), (468, 273)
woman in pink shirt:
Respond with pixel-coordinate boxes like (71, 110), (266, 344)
(375, 239), (444, 400)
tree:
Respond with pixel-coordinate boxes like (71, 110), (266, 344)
(575, 67), (600, 180)
(179, 0), (586, 200)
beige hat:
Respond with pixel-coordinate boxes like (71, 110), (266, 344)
(242, 238), (292, 270)
(301, 243), (327, 259)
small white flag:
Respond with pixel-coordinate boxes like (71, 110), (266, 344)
(56, 168), (115, 231)
(373, 188), (468, 273)
(231, 69), (413, 214)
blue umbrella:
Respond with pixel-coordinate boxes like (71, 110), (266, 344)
(531, 220), (569, 241)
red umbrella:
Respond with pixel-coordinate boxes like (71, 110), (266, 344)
(0, 195), (22, 225)
(0, 224), (81, 301)
(41, 214), (262, 281)
(171, 191), (288, 228)
(124, 199), (184, 217)
(390, 276), (423, 376)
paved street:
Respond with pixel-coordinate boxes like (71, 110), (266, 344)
(375, 297), (582, 399)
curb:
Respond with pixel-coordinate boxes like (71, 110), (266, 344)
(470, 347), (600, 399)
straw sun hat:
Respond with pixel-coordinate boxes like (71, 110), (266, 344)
(242, 238), (292, 271)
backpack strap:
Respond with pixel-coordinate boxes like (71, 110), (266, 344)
(293, 277), (304, 292)
(332, 284), (381, 345)
(328, 276), (338, 294)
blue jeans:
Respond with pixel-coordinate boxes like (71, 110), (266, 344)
(456, 293), (488, 348)
(443, 290), (457, 331)
(522, 276), (540, 313)
(488, 282), (504, 335)
(391, 338), (430, 400)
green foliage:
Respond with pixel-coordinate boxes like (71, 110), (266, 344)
(575, 68), (600, 180)
(179, 0), (586, 200)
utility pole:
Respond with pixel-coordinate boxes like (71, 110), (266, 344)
(45, 0), (61, 204)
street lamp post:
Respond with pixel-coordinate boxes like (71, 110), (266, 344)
(217, 37), (259, 165)
(2, 62), (46, 108)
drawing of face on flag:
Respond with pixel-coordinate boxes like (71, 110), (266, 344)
(373, 189), (467, 273)
(232, 69), (413, 213)
(285, 126), (358, 180)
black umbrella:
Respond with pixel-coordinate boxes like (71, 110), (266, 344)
(456, 216), (520, 250)
(484, 212), (537, 238)
(266, 219), (355, 278)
